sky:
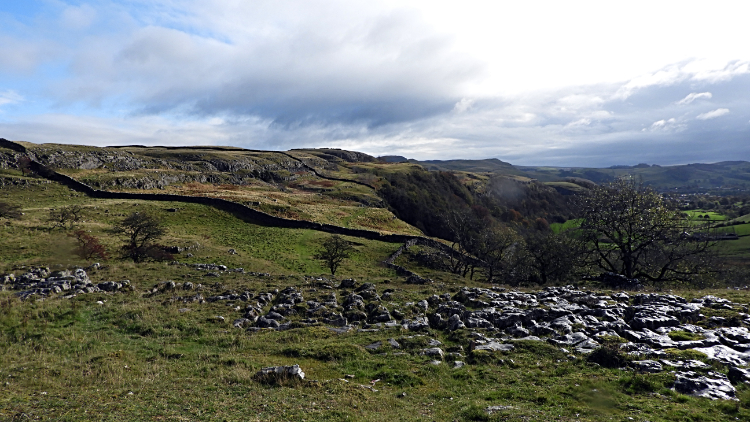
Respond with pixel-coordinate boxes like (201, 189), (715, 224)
(1, 0), (749, 167)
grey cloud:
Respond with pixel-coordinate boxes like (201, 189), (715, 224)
(53, 4), (481, 129)
(3, 3), (750, 168)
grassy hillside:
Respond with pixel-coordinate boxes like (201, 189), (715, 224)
(3, 174), (750, 421)
(9, 143), (422, 237)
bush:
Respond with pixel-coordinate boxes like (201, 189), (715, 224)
(0, 201), (22, 219)
(70, 230), (109, 261)
(587, 341), (629, 368)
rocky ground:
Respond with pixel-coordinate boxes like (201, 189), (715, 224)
(4, 266), (750, 401)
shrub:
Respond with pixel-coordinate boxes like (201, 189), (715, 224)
(70, 230), (109, 261)
(0, 201), (22, 219)
(587, 341), (629, 368)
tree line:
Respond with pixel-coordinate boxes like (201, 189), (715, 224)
(437, 178), (721, 287)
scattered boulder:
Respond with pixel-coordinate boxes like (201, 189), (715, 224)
(254, 365), (305, 384)
(674, 371), (737, 401)
(631, 360), (663, 373)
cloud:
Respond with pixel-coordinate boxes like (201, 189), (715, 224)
(453, 98), (474, 113)
(47, 3), (483, 129)
(0, 90), (23, 108)
(696, 108), (730, 120)
(648, 117), (685, 132)
(677, 92), (712, 105)
(2, 2), (750, 168)
(60, 4), (97, 30)
(613, 60), (750, 100)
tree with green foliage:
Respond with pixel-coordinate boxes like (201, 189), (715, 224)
(314, 234), (354, 276)
(578, 178), (716, 283)
(113, 212), (169, 263)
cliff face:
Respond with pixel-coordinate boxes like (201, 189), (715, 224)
(13, 144), (326, 190)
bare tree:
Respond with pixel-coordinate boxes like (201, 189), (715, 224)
(522, 229), (587, 284)
(17, 156), (32, 176)
(474, 223), (526, 284)
(314, 235), (354, 276)
(444, 209), (482, 276)
(48, 205), (84, 229)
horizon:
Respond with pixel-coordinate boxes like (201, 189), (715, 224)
(2, 1), (749, 167)
(7, 137), (746, 170)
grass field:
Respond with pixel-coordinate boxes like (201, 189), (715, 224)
(683, 210), (727, 221)
(3, 275), (750, 421)
(550, 219), (582, 234)
(0, 179), (401, 277)
(4, 175), (750, 421)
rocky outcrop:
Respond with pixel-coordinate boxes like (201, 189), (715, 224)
(2, 267), (129, 300)
(194, 279), (750, 399)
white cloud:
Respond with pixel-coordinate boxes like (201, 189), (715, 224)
(677, 92), (712, 105)
(555, 94), (605, 111)
(0, 90), (23, 108)
(690, 60), (750, 83)
(61, 4), (97, 30)
(613, 60), (750, 100)
(452, 98), (474, 113)
(696, 108), (730, 120)
(649, 118), (685, 132)
(565, 118), (591, 128)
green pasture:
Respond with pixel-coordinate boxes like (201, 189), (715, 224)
(0, 180), (399, 278)
(683, 210), (727, 221)
(550, 219), (582, 234)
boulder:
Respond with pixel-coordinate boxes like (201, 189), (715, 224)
(631, 360), (663, 373)
(255, 365), (305, 383)
(674, 371), (736, 400)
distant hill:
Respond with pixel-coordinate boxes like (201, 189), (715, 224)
(411, 157), (750, 192)
(516, 162), (750, 191)
(413, 158), (519, 173)
(378, 155), (408, 163)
